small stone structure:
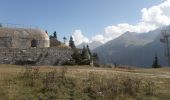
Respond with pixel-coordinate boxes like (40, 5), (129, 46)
(0, 27), (49, 49)
(0, 47), (73, 65)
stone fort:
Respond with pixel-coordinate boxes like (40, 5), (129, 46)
(0, 25), (73, 65)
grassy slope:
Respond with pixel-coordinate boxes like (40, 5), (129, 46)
(0, 64), (170, 100)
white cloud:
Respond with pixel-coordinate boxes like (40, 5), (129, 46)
(91, 35), (105, 43)
(72, 0), (170, 45)
(141, 0), (170, 26)
(72, 30), (89, 45)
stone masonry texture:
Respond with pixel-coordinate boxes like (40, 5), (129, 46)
(0, 47), (73, 65)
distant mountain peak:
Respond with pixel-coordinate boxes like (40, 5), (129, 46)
(93, 25), (169, 67)
(77, 41), (103, 50)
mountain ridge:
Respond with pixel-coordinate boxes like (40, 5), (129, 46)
(93, 26), (169, 67)
(77, 41), (103, 50)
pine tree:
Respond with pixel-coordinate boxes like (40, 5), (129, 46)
(53, 31), (57, 39)
(92, 53), (99, 61)
(0, 24), (2, 27)
(71, 49), (82, 64)
(81, 46), (90, 60)
(152, 54), (161, 68)
(69, 36), (76, 49)
(81, 46), (86, 58)
(63, 37), (67, 44)
(86, 45), (92, 56)
(80, 46), (90, 65)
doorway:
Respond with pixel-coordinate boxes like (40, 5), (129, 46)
(31, 39), (37, 47)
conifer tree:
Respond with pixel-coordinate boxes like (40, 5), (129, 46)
(53, 31), (57, 39)
(81, 46), (90, 60)
(0, 24), (2, 27)
(80, 46), (90, 65)
(69, 36), (76, 49)
(63, 37), (67, 44)
(71, 49), (82, 64)
(92, 53), (99, 61)
(81, 46), (86, 59)
(86, 45), (92, 56)
(152, 54), (161, 68)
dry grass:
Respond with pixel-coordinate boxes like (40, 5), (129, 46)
(0, 64), (170, 100)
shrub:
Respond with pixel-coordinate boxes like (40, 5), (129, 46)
(62, 59), (76, 66)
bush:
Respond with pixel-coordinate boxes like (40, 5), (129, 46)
(62, 59), (76, 66)
(54, 59), (61, 65)
(93, 62), (100, 67)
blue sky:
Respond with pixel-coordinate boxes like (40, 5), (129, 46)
(0, 0), (166, 42)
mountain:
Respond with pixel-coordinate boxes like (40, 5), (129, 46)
(93, 26), (169, 67)
(77, 41), (103, 50)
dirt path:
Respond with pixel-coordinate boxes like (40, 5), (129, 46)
(69, 68), (170, 79)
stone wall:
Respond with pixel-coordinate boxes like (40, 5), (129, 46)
(0, 47), (73, 65)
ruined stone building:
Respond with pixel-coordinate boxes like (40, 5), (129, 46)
(0, 27), (72, 65)
(0, 27), (50, 49)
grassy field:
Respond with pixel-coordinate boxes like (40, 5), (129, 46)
(0, 64), (170, 100)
